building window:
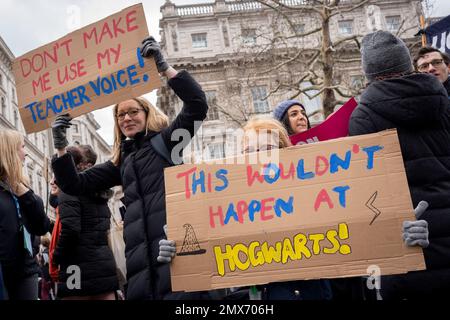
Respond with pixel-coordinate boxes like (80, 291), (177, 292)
(386, 15), (401, 33)
(294, 23), (305, 34)
(14, 109), (19, 128)
(350, 75), (365, 91)
(242, 29), (257, 44)
(1, 96), (6, 115)
(11, 88), (15, 102)
(0, 73), (3, 88)
(208, 143), (225, 160)
(301, 81), (321, 113)
(338, 20), (353, 35)
(73, 123), (79, 134)
(191, 33), (207, 48)
(251, 86), (270, 113)
(222, 25), (230, 47)
(205, 91), (219, 121)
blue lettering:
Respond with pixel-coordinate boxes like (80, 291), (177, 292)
(24, 102), (38, 123)
(127, 65), (140, 85)
(274, 196), (294, 217)
(297, 159), (315, 180)
(224, 203), (238, 225)
(248, 200), (261, 222)
(332, 186), (350, 208)
(263, 163), (280, 184)
(192, 171), (205, 195)
(330, 151), (351, 173)
(117, 70), (127, 87)
(362, 145), (384, 170)
(215, 169), (228, 192)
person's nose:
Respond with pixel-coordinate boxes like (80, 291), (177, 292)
(427, 63), (437, 73)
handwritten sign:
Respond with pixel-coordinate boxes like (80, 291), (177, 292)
(12, 4), (161, 134)
(165, 130), (425, 292)
(290, 98), (358, 145)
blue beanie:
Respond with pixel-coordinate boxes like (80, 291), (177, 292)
(273, 100), (306, 121)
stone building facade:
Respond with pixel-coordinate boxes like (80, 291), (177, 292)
(157, 0), (422, 161)
(0, 35), (112, 220)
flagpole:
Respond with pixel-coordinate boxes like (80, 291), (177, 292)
(420, 15), (426, 46)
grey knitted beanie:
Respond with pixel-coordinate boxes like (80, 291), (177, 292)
(361, 30), (413, 82)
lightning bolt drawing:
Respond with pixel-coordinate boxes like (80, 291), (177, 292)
(366, 191), (381, 225)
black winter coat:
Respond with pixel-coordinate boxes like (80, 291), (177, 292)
(0, 181), (50, 282)
(53, 190), (118, 297)
(52, 70), (208, 300)
(349, 73), (450, 275)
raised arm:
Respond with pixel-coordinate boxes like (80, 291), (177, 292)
(52, 152), (121, 196)
(140, 36), (208, 159)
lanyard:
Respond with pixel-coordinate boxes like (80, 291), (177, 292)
(8, 185), (33, 257)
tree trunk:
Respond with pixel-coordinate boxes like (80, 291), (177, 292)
(321, 5), (337, 117)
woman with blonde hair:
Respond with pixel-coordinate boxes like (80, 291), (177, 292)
(0, 129), (50, 300)
(51, 37), (209, 300)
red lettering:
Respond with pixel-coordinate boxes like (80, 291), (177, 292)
(246, 165), (265, 186)
(176, 167), (197, 199)
(209, 206), (224, 228)
(126, 10), (138, 32)
(207, 173), (212, 193)
(20, 58), (32, 78)
(97, 50), (111, 69)
(112, 17), (125, 35)
(260, 198), (274, 221)
(315, 156), (329, 176)
(83, 28), (98, 49)
(314, 189), (334, 211)
(236, 200), (248, 223)
(31, 72), (51, 96)
(60, 38), (73, 57)
(279, 163), (295, 180)
(77, 59), (87, 77)
(99, 22), (114, 44)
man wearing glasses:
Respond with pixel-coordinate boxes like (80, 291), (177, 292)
(414, 47), (450, 96)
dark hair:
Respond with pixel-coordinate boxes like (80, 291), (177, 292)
(66, 146), (83, 167)
(79, 145), (97, 165)
(413, 46), (450, 68)
(280, 108), (311, 135)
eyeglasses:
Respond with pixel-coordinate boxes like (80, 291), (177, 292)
(417, 59), (445, 72)
(116, 108), (144, 121)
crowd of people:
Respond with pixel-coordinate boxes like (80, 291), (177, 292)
(1, 30), (449, 300)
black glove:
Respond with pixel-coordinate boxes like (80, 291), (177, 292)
(52, 114), (72, 149)
(140, 36), (169, 73)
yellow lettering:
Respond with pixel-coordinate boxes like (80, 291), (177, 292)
(233, 243), (250, 271)
(282, 238), (296, 263)
(309, 233), (325, 255)
(248, 241), (265, 267)
(214, 244), (236, 276)
(323, 230), (340, 254)
(293, 233), (311, 259)
(261, 242), (282, 264)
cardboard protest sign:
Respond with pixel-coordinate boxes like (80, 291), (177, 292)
(165, 130), (425, 292)
(12, 3), (160, 134)
(290, 97), (358, 145)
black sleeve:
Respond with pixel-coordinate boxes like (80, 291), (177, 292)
(160, 70), (208, 153)
(18, 190), (50, 236)
(348, 106), (377, 137)
(52, 193), (81, 265)
(52, 153), (122, 196)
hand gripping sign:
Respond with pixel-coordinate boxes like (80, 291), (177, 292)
(12, 4), (161, 134)
(164, 130), (425, 292)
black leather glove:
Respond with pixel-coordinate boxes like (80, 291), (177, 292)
(52, 114), (72, 149)
(140, 36), (169, 73)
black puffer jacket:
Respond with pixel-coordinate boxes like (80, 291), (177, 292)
(349, 73), (450, 273)
(53, 190), (118, 297)
(52, 70), (208, 300)
(0, 181), (50, 282)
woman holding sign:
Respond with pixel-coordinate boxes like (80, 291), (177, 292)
(51, 37), (210, 300)
(272, 100), (311, 135)
(0, 129), (50, 300)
